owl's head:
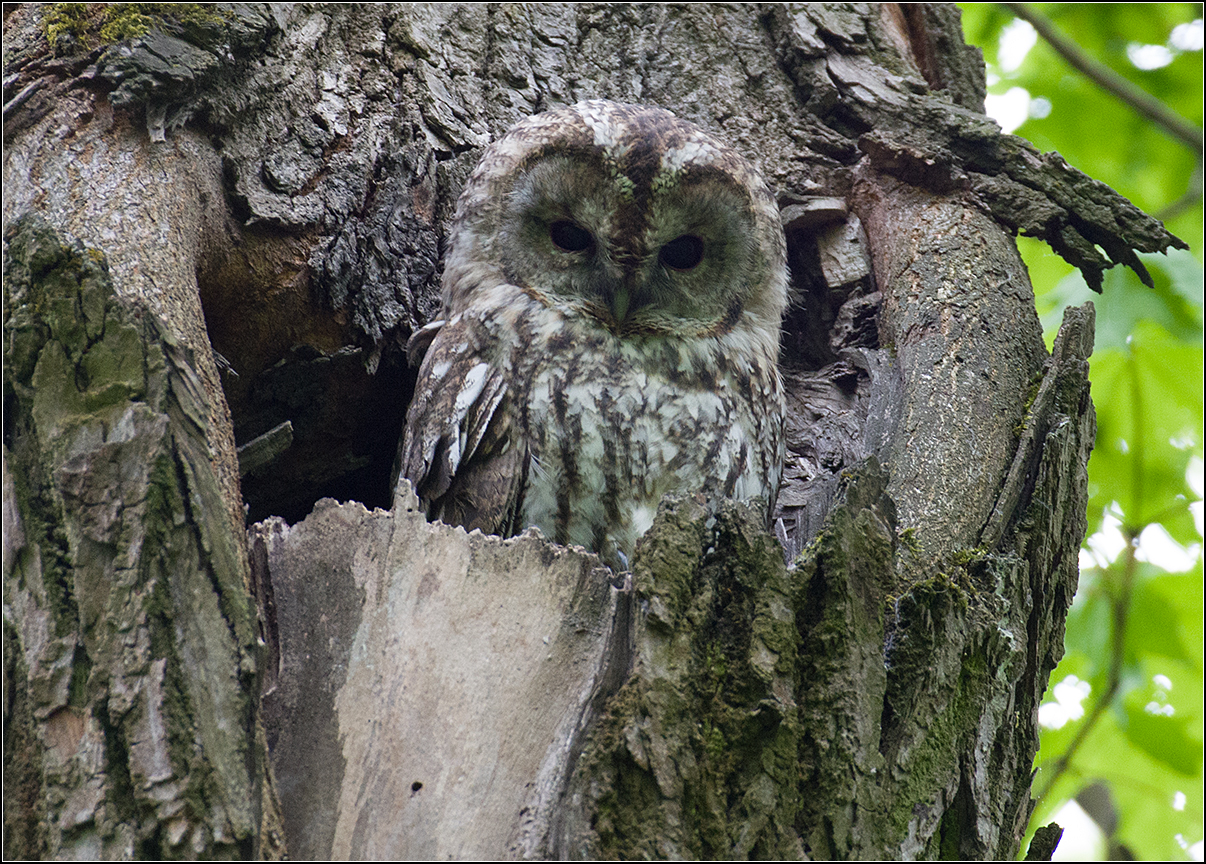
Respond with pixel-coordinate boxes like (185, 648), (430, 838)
(442, 101), (787, 352)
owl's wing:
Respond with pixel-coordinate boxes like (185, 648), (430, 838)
(396, 318), (528, 537)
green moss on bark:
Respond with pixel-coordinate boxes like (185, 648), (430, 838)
(569, 495), (808, 859)
(563, 454), (1056, 860)
(42, 3), (234, 54)
(4, 214), (264, 858)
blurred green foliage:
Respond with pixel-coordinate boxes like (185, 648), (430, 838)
(959, 3), (1203, 860)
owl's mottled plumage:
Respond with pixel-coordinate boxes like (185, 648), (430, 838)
(397, 100), (787, 569)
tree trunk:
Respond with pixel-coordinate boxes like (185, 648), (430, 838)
(3, 3), (1181, 860)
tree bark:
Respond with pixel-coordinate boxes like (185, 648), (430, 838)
(3, 3), (1180, 860)
(3, 215), (282, 858)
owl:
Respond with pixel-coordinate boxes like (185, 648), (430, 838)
(396, 100), (787, 570)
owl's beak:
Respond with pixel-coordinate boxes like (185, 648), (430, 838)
(610, 283), (632, 322)
(603, 274), (649, 325)
(597, 250), (648, 329)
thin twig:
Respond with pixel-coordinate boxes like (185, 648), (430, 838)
(1156, 160), (1204, 223)
(1001, 2), (1204, 153)
(1157, 187), (1203, 223)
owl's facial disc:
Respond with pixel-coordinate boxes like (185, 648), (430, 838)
(496, 153), (759, 337)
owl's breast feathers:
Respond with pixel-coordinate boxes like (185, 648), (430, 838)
(399, 297), (782, 569)
(397, 316), (528, 537)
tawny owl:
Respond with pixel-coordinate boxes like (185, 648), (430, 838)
(396, 100), (787, 570)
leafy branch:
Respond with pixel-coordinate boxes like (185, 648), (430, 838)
(1002, 2), (1205, 153)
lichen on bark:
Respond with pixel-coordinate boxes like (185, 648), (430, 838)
(558, 494), (804, 859)
(3, 214), (279, 859)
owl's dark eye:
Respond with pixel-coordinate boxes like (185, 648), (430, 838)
(659, 235), (704, 271)
(549, 220), (593, 253)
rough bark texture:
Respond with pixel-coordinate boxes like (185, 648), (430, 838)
(3, 215), (281, 858)
(3, 3), (1178, 861)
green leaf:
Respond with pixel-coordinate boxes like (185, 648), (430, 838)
(1086, 323), (1203, 529)
(1051, 702), (1200, 860)
(1125, 568), (1194, 664)
(1122, 690), (1203, 777)
(1062, 570), (1114, 674)
(1040, 252), (1203, 351)
(1147, 570), (1205, 653)
(1009, 5), (1203, 219)
(959, 6), (1203, 859)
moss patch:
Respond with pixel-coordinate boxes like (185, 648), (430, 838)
(42, 3), (233, 54)
(573, 497), (805, 858)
